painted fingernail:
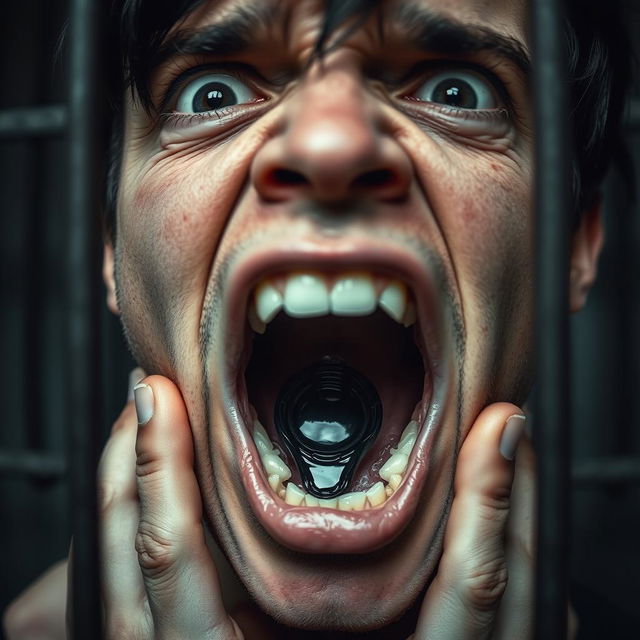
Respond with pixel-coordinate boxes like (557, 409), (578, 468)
(134, 383), (154, 425)
(127, 367), (146, 401)
(499, 414), (526, 461)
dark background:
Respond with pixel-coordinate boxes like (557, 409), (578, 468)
(0, 1), (638, 638)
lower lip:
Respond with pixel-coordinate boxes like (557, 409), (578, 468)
(226, 369), (438, 553)
(240, 438), (431, 554)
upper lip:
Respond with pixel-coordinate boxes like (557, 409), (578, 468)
(217, 236), (449, 553)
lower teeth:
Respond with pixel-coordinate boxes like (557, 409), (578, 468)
(252, 417), (419, 511)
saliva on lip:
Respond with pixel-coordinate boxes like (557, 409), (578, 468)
(274, 357), (382, 499)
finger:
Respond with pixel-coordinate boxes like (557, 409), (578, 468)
(128, 366), (147, 402)
(493, 433), (536, 640)
(414, 403), (526, 640)
(133, 376), (240, 638)
(3, 559), (67, 640)
(98, 367), (151, 637)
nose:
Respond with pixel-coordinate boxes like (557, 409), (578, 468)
(251, 69), (412, 204)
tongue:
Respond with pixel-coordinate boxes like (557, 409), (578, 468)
(274, 357), (382, 499)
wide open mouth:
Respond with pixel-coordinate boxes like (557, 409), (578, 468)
(243, 270), (431, 512)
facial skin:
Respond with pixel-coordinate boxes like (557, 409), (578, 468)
(103, 0), (601, 631)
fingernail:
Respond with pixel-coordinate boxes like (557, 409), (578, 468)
(499, 414), (526, 461)
(127, 367), (146, 401)
(134, 383), (154, 425)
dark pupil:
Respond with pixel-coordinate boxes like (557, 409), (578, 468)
(193, 82), (237, 112)
(432, 78), (477, 109)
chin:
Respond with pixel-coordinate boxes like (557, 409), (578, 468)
(255, 579), (420, 631)
(217, 513), (443, 632)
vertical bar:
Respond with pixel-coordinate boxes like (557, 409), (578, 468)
(25, 135), (44, 451)
(532, 0), (571, 638)
(67, 0), (106, 636)
(24, 6), (47, 455)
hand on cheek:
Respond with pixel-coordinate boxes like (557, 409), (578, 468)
(93, 371), (242, 640)
(410, 403), (534, 640)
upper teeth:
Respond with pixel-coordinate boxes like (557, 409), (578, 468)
(249, 271), (416, 332)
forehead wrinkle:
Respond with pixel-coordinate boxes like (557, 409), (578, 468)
(174, 0), (281, 32)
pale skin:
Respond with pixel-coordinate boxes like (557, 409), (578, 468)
(4, 0), (602, 637)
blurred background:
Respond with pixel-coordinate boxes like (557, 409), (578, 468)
(0, 1), (638, 638)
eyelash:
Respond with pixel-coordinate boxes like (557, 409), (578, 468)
(160, 109), (238, 127)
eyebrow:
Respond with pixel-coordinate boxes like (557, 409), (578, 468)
(153, 2), (278, 73)
(391, 3), (531, 78)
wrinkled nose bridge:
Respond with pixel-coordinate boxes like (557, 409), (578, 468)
(251, 68), (412, 203)
(284, 68), (378, 164)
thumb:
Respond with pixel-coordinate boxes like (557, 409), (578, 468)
(413, 403), (526, 640)
(133, 375), (241, 638)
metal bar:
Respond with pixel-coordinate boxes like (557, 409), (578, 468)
(0, 105), (67, 139)
(24, 136), (45, 451)
(0, 451), (66, 479)
(627, 98), (640, 129)
(67, 0), (106, 636)
(532, 0), (571, 638)
(572, 458), (640, 486)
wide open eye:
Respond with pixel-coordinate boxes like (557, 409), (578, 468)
(411, 69), (498, 110)
(174, 73), (259, 113)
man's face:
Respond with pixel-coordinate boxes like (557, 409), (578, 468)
(111, 0), (534, 629)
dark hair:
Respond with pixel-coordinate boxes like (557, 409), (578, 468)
(104, 0), (633, 237)
(565, 0), (634, 217)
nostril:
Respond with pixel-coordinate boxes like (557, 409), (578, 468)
(270, 168), (309, 187)
(351, 169), (397, 189)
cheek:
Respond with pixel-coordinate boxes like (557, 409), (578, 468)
(120, 138), (256, 304)
(446, 162), (532, 285)
(129, 158), (231, 275)
(115, 144), (252, 367)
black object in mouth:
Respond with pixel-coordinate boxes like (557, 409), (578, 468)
(274, 356), (382, 499)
